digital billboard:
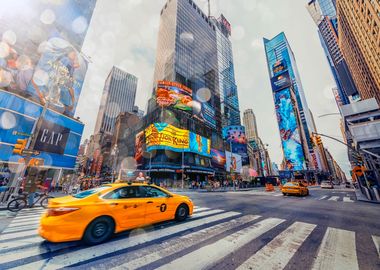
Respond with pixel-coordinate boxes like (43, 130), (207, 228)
(145, 123), (210, 157)
(0, 90), (84, 169)
(225, 151), (242, 173)
(134, 131), (144, 166)
(211, 149), (226, 169)
(271, 71), (291, 92)
(198, 102), (217, 129)
(222, 125), (249, 165)
(155, 81), (192, 111)
(0, 0), (96, 117)
(274, 88), (306, 170)
(272, 60), (288, 76)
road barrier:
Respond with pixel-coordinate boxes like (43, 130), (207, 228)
(265, 183), (275, 192)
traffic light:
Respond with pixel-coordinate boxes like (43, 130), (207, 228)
(13, 139), (27, 155)
(316, 135), (322, 146)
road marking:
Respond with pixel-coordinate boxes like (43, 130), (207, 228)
(328, 196), (339, 201)
(120, 215), (261, 270)
(155, 218), (285, 270)
(372, 235), (380, 259)
(237, 222), (316, 270)
(192, 207), (209, 212)
(0, 228), (38, 241)
(311, 227), (359, 270)
(8, 211), (241, 269)
(318, 195), (328, 200)
(343, 197), (354, 203)
(274, 194), (283, 197)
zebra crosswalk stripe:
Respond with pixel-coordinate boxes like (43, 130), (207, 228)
(7, 209), (241, 269)
(118, 215), (261, 270)
(237, 221), (316, 270)
(318, 195), (328, 200)
(343, 197), (354, 202)
(372, 235), (380, 259)
(155, 217), (285, 270)
(311, 227), (359, 270)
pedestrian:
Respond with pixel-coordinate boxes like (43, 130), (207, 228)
(26, 179), (46, 207)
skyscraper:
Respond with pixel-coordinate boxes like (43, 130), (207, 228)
(94, 66), (138, 135)
(264, 32), (315, 154)
(307, 0), (359, 105)
(243, 109), (259, 141)
(336, 0), (380, 104)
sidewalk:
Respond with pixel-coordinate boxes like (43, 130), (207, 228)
(354, 188), (380, 204)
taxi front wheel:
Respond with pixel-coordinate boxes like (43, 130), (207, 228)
(175, 204), (189, 222)
(83, 216), (115, 245)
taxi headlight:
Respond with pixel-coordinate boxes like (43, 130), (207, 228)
(47, 207), (80, 217)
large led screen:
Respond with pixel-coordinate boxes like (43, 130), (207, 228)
(274, 88), (306, 170)
(0, 0), (96, 117)
(225, 151), (242, 173)
(0, 90), (83, 169)
(211, 149), (226, 169)
(145, 123), (210, 157)
(222, 125), (249, 165)
(155, 81), (192, 111)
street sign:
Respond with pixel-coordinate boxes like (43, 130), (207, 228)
(22, 149), (40, 156)
(12, 131), (32, 137)
(352, 166), (364, 177)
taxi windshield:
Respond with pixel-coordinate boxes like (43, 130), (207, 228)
(73, 186), (111, 199)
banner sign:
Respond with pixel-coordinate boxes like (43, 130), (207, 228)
(271, 71), (291, 92)
(225, 151), (242, 173)
(34, 119), (70, 155)
(145, 123), (210, 156)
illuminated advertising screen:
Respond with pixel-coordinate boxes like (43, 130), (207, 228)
(211, 149), (226, 169)
(271, 71), (291, 92)
(225, 151), (242, 173)
(222, 125), (249, 165)
(145, 123), (210, 157)
(155, 81), (192, 111)
(0, 0), (95, 117)
(134, 131), (144, 166)
(272, 60), (288, 76)
(198, 102), (217, 129)
(274, 88), (306, 170)
(0, 90), (83, 169)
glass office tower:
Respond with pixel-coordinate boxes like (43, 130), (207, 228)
(264, 32), (315, 155)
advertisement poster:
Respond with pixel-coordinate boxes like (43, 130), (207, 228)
(225, 151), (242, 173)
(189, 132), (211, 156)
(211, 149), (226, 169)
(271, 71), (291, 92)
(155, 81), (192, 111)
(26, 37), (88, 117)
(134, 131), (144, 166)
(0, 0), (95, 117)
(272, 60), (288, 76)
(222, 125), (249, 165)
(145, 123), (210, 157)
(199, 102), (217, 129)
(274, 88), (306, 171)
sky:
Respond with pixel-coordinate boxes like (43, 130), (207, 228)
(76, 0), (351, 177)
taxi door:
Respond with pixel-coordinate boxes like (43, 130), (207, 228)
(141, 186), (175, 224)
(104, 187), (146, 229)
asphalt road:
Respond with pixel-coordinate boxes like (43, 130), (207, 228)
(0, 186), (379, 270)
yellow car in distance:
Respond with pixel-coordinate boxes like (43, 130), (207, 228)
(282, 182), (309, 197)
(39, 183), (193, 245)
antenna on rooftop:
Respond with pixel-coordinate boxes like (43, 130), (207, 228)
(208, 0), (211, 17)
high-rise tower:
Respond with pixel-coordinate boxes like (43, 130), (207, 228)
(94, 66), (138, 135)
(307, 0), (359, 105)
(336, 0), (380, 104)
(243, 109), (259, 141)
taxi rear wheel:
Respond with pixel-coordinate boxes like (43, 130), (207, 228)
(175, 204), (189, 222)
(83, 216), (115, 245)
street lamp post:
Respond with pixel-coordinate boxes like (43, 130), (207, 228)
(181, 147), (185, 190)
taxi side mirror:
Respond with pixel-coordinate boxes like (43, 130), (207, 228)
(166, 194), (173, 198)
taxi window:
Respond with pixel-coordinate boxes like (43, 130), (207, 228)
(73, 186), (110, 199)
(141, 186), (168, 198)
(103, 187), (143, 199)
(284, 182), (297, 187)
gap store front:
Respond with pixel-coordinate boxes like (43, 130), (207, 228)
(0, 90), (83, 203)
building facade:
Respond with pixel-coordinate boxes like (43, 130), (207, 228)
(141, 0), (244, 184)
(243, 109), (259, 141)
(94, 66), (138, 135)
(307, 0), (359, 105)
(264, 32), (316, 172)
(337, 0), (380, 104)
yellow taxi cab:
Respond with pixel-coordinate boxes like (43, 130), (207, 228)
(281, 181), (309, 196)
(38, 183), (193, 245)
